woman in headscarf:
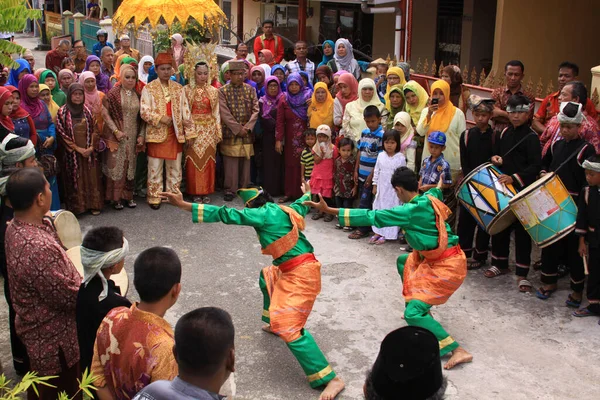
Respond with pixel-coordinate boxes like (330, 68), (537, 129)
(327, 38), (361, 80)
(299, 71), (313, 90)
(79, 71), (104, 132)
(101, 65), (143, 210)
(392, 111), (417, 172)
(257, 49), (275, 67)
(19, 75), (54, 150)
(342, 78), (388, 143)
(56, 83), (104, 215)
(333, 73), (358, 132)
(7, 59), (31, 87)
(58, 69), (75, 92)
(385, 85), (405, 130)
(308, 82), (334, 130)
(441, 65), (470, 114)
(403, 80), (429, 126)
(111, 56), (138, 86)
(416, 79), (466, 179)
(276, 73), (312, 202)
(39, 70), (66, 106)
(34, 68), (47, 81)
(219, 61), (231, 86)
(259, 76), (285, 196)
(38, 83), (59, 122)
(0, 87), (15, 138)
(138, 55), (154, 84)
(318, 40), (335, 68)
(383, 66), (407, 110)
(270, 64), (287, 92)
(315, 65), (335, 97)
(250, 65), (267, 98)
(182, 61), (221, 204)
(84, 55), (111, 93)
(171, 33), (186, 67)
(5, 85), (37, 146)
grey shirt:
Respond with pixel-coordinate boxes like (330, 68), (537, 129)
(133, 377), (224, 400)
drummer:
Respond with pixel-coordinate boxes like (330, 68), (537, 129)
(536, 102), (595, 304)
(76, 226), (131, 372)
(457, 95), (496, 270)
(485, 94), (541, 292)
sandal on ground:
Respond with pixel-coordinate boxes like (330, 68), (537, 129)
(335, 223), (343, 230)
(374, 236), (386, 245)
(113, 202), (124, 210)
(324, 214), (334, 222)
(467, 259), (484, 270)
(91, 210), (101, 215)
(278, 196), (289, 203)
(343, 226), (353, 232)
(223, 193), (234, 202)
(400, 244), (413, 252)
(368, 234), (381, 244)
(518, 279), (533, 293)
(150, 203), (161, 210)
(565, 294), (582, 308)
(202, 196), (211, 204)
(535, 287), (557, 300)
(193, 196), (204, 203)
(127, 200), (137, 208)
(484, 266), (510, 278)
(572, 307), (598, 318)
(312, 212), (324, 220)
(348, 229), (369, 240)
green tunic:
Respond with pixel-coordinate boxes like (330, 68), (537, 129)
(339, 188), (458, 250)
(192, 193), (313, 265)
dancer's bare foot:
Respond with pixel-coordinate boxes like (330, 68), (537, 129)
(319, 377), (345, 400)
(444, 347), (473, 370)
(261, 324), (276, 335)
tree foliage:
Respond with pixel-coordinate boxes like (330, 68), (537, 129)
(0, 0), (42, 67)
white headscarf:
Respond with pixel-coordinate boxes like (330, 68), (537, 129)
(259, 63), (272, 79)
(0, 133), (36, 195)
(333, 38), (355, 71)
(557, 101), (583, 124)
(138, 55), (154, 84)
(81, 237), (129, 301)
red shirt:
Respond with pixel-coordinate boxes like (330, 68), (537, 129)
(45, 49), (66, 75)
(534, 91), (598, 125)
(253, 34), (285, 64)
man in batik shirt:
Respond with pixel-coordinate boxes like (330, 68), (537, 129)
(491, 60), (535, 134)
(218, 60), (259, 201)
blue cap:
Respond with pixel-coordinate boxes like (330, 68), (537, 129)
(428, 131), (446, 146)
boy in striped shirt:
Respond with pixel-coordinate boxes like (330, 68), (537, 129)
(300, 129), (317, 183)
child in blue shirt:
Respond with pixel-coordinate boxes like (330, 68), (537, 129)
(419, 131), (452, 192)
(349, 105), (384, 239)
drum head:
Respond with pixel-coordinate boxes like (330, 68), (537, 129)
(509, 173), (555, 203)
(486, 207), (517, 235)
(66, 246), (129, 296)
(53, 210), (82, 250)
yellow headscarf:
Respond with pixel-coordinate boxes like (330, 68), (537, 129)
(39, 83), (59, 122)
(403, 80), (429, 126)
(308, 82), (334, 129)
(427, 80), (457, 134)
(384, 67), (407, 111)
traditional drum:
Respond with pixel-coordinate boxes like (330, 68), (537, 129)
(508, 172), (577, 248)
(51, 210), (82, 250)
(66, 246), (129, 295)
(456, 162), (518, 235)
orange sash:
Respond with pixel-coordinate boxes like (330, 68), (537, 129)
(261, 205), (305, 260)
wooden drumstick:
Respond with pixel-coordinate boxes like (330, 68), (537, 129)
(583, 255), (589, 276)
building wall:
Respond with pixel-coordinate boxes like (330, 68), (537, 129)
(460, 0), (496, 75)
(230, 0), (262, 43)
(372, 13), (395, 59)
(492, 0), (599, 90)
(410, 0), (438, 65)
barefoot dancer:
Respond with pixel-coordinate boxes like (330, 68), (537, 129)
(306, 167), (472, 369)
(161, 183), (345, 399)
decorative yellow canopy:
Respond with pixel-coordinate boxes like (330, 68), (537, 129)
(112, 0), (228, 31)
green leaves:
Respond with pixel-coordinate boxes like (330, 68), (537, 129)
(0, 369), (97, 400)
(0, 0), (42, 67)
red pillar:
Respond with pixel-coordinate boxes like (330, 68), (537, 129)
(298, 0), (307, 41)
(237, 0), (244, 41)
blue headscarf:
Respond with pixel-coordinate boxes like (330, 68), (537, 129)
(271, 64), (287, 92)
(7, 59), (31, 87)
(147, 66), (157, 83)
(299, 71), (313, 90)
(318, 40), (335, 68)
(285, 73), (312, 121)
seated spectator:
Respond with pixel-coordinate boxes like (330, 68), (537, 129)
(364, 326), (447, 400)
(76, 226), (132, 372)
(4, 167), (81, 399)
(133, 307), (235, 400)
(91, 246), (182, 399)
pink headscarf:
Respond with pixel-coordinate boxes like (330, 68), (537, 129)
(335, 72), (358, 113)
(18, 74), (45, 119)
(79, 71), (102, 115)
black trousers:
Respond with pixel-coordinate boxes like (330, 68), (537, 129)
(357, 181), (374, 234)
(335, 196), (353, 208)
(3, 273), (30, 374)
(588, 247), (600, 314)
(491, 221), (532, 277)
(457, 205), (490, 261)
(541, 233), (584, 292)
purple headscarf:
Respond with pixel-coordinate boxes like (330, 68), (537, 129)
(18, 74), (45, 119)
(260, 76), (283, 119)
(84, 55), (110, 93)
(285, 73), (312, 120)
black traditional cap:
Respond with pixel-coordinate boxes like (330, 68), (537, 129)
(371, 326), (443, 399)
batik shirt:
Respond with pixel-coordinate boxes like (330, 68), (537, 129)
(5, 218), (81, 375)
(490, 85), (535, 133)
(335, 155), (356, 198)
(91, 303), (177, 400)
(219, 83), (259, 157)
(419, 154), (452, 186)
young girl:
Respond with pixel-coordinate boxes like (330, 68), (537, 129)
(310, 125), (336, 222)
(308, 82), (334, 129)
(392, 111), (417, 172)
(40, 70), (66, 107)
(370, 130), (406, 244)
(61, 57), (76, 73)
(334, 137), (356, 231)
(38, 83), (59, 122)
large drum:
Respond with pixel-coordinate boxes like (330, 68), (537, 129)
(456, 163), (518, 235)
(508, 173), (577, 248)
(51, 210), (82, 250)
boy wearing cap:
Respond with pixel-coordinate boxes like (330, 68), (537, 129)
(457, 95), (495, 270)
(486, 94), (541, 292)
(536, 102), (595, 304)
(418, 131), (452, 193)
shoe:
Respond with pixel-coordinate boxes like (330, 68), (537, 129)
(224, 193), (234, 201)
(126, 200), (137, 208)
(150, 203), (161, 210)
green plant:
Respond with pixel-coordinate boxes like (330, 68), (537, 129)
(0, 0), (42, 67)
(152, 18), (214, 54)
(0, 368), (96, 400)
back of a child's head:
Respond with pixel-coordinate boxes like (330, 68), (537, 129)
(175, 307), (235, 377)
(506, 94), (530, 110)
(134, 247), (182, 303)
(363, 105), (381, 119)
(383, 130), (401, 153)
(391, 166), (419, 192)
(82, 226), (124, 252)
(338, 137), (354, 151)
